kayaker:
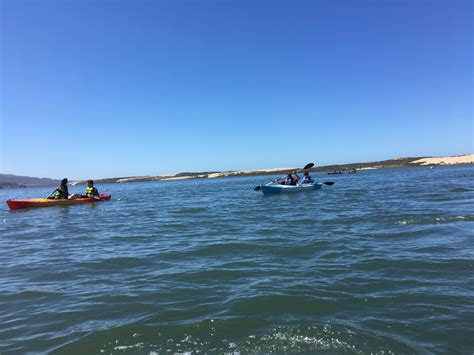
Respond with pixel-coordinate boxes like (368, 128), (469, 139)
(284, 173), (299, 186)
(84, 180), (100, 199)
(299, 171), (314, 185)
(48, 178), (70, 199)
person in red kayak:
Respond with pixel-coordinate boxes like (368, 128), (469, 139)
(83, 180), (100, 199)
(48, 178), (70, 199)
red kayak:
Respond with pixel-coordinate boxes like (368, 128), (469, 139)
(6, 194), (112, 210)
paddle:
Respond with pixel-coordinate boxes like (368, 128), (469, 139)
(254, 163), (315, 191)
(323, 181), (334, 185)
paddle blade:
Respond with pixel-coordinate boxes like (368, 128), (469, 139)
(303, 163), (314, 170)
(323, 181), (334, 185)
(254, 185), (262, 191)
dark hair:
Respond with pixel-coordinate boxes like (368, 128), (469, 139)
(304, 171), (309, 175)
(61, 178), (68, 184)
(87, 180), (94, 184)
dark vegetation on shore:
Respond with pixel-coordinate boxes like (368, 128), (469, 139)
(309, 157), (424, 172)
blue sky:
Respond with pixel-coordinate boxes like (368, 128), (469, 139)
(1, 0), (472, 179)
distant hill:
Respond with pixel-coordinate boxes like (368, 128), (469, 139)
(0, 174), (59, 189)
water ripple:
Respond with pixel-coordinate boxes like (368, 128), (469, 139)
(1, 166), (473, 353)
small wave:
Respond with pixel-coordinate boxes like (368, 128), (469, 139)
(351, 257), (473, 273)
(53, 320), (415, 354)
(171, 206), (208, 215)
(184, 242), (259, 257)
(292, 218), (317, 225)
(2, 290), (58, 302)
(256, 228), (286, 235)
(450, 187), (473, 193)
(396, 215), (474, 225)
(231, 295), (339, 316)
(77, 257), (151, 271)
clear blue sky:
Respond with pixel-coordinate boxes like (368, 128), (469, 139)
(1, 0), (472, 179)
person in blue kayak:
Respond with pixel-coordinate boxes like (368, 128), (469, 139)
(48, 178), (70, 199)
(83, 180), (100, 199)
(283, 173), (299, 185)
(299, 171), (315, 185)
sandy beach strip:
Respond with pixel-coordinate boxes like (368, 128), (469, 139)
(411, 154), (474, 166)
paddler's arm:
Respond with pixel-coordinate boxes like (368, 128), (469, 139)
(46, 188), (58, 198)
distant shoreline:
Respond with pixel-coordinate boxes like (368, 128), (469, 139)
(1, 154), (472, 188)
(71, 154), (473, 185)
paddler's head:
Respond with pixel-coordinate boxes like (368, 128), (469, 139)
(87, 180), (94, 187)
(304, 171), (309, 177)
(61, 178), (68, 185)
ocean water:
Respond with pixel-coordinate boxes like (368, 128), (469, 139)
(1, 166), (473, 354)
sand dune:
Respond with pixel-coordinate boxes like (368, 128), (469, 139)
(411, 154), (474, 166)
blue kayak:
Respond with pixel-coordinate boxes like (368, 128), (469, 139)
(260, 183), (323, 195)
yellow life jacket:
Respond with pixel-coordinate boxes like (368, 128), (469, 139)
(85, 186), (95, 197)
(54, 186), (68, 199)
